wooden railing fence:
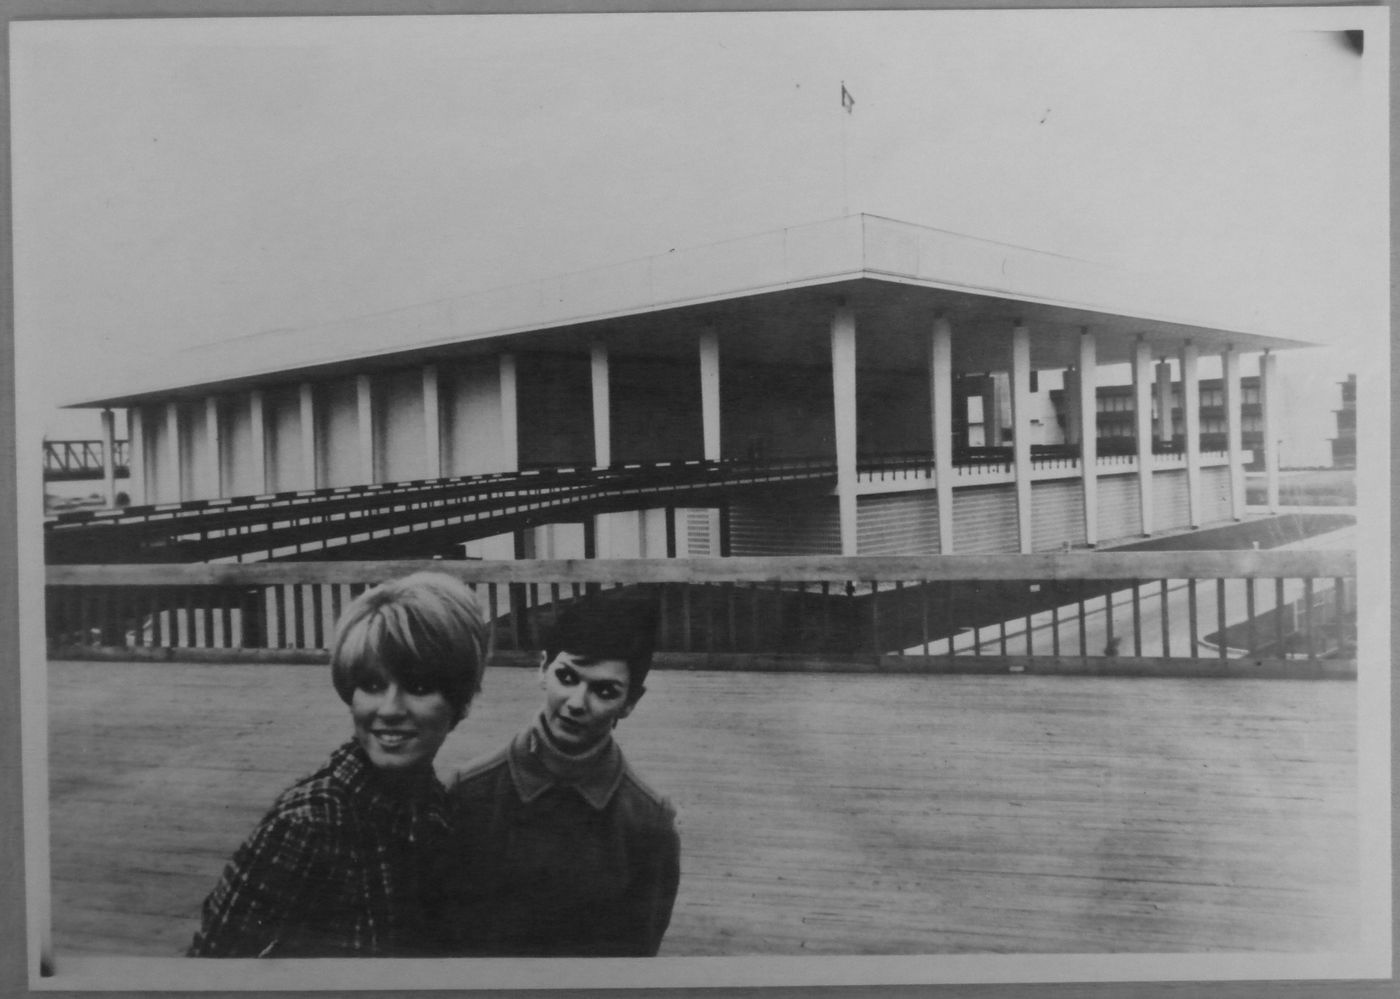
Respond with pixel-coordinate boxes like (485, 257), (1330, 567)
(46, 551), (1355, 679)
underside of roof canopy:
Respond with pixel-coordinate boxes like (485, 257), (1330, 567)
(70, 214), (1312, 408)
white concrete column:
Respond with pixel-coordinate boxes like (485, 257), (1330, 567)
(589, 514), (611, 558)
(831, 303), (858, 555)
(164, 402), (181, 503)
(1078, 328), (1098, 546)
(1133, 337), (1154, 536)
(127, 406), (146, 505)
(98, 408), (117, 508)
(1010, 322), (1033, 554)
(1062, 366), (1081, 445)
(1180, 341), (1201, 527)
(930, 315), (954, 554)
(422, 364), (442, 479)
(98, 408), (117, 507)
(299, 383), (317, 491)
(1221, 345), (1245, 520)
(499, 353), (519, 473)
(989, 373), (1011, 445)
(699, 328), (721, 462)
(248, 390), (268, 496)
(590, 341), (611, 469)
(204, 396), (222, 498)
(355, 375), (375, 484)
(1155, 359), (1173, 445)
(1260, 350), (1281, 512)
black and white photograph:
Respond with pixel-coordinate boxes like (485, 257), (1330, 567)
(6, 4), (1392, 994)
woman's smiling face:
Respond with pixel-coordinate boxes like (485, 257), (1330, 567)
(539, 652), (635, 752)
(350, 658), (457, 773)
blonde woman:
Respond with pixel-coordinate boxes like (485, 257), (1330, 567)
(189, 572), (489, 957)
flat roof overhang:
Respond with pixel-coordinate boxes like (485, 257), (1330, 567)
(67, 214), (1315, 408)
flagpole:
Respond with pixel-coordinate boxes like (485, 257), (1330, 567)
(840, 81), (853, 216)
(841, 110), (849, 216)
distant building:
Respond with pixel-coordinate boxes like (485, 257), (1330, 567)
(1329, 374), (1357, 469)
(1052, 376), (1265, 470)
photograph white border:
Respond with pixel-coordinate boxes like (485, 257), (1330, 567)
(5, 2), (1394, 995)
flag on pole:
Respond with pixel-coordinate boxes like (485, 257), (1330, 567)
(840, 82), (854, 114)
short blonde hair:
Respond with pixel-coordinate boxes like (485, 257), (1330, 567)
(330, 571), (489, 723)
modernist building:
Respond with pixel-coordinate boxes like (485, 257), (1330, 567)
(69, 215), (1299, 560)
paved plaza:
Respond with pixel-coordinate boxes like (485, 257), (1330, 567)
(44, 657), (1358, 959)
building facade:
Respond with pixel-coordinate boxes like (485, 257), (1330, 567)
(70, 216), (1304, 560)
(1053, 376), (1265, 469)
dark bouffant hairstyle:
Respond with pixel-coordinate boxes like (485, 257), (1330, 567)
(542, 591), (660, 703)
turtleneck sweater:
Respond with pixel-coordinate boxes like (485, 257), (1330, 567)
(441, 714), (681, 956)
(516, 711), (629, 809)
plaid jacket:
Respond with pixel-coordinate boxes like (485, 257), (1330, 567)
(189, 740), (452, 957)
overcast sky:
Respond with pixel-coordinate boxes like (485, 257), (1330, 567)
(11, 7), (1389, 466)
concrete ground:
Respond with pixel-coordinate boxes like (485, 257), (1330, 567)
(44, 658), (1358, 960)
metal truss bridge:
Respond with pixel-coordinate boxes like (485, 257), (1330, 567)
(44, 440), (129, 482)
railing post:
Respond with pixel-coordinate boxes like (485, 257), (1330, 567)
(1187, 579), (1199, 657)
(1103, 587), (1114, 656)
(1076, 580), (1088, 658)
(1130, 580), (1142, 656)
(1335, 578), (1348, 655)
(1246, 578), (1257, 656)
(1159, 579), (1171, 658)
(1303, 578), (1316, 662)
(942, 583), (955, 662)
(869, 581), (880, 662)
(920, 580), (931, 655)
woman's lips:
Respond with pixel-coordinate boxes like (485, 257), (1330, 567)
(372, 730), (417, 746)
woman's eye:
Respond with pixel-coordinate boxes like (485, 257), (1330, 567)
(357, 677), (387, 694)
(595, 685), (621, 701)
(404, 680), (438, 697)
(555, 668), (578, 685)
